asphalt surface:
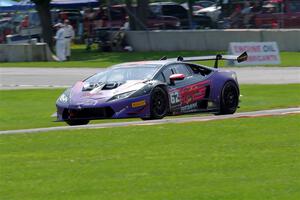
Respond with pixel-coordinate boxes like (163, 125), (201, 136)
(1, 67), (300, 89)
(1, 107), (299, 135)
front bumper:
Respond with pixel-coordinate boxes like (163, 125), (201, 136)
(56, 94), (151, 121)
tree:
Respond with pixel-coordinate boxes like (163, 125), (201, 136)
(32, 0), (54, 51)
(136, 0), (148, 30)
(125, 0), (136, 30)
(187, 0), (194, 29)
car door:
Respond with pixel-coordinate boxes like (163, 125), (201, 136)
(161, 63), (210, 114)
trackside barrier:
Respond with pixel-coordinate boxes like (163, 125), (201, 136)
(126, 29), (300, 52)
(0, 43), (55, 62)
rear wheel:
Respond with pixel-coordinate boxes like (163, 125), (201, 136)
(218, 81), (239, 115)
(66, 119), (90, 126)
(143, 87), (168, 120)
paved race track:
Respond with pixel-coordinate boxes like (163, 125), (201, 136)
(1, 107), (299, 135)
(1, 67), (300, 89)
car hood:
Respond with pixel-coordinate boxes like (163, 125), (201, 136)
(69, 80), (146, 104)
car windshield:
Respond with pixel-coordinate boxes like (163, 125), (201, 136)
(149, 5), (160, 14)
(85, 65), (160, 84)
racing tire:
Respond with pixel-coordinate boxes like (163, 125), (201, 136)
(218, 81), (239, 115)
(143, 87), (168, 120)
(66, 119), (90, 126)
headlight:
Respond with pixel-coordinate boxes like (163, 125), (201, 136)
(108, 90), (136, 101)
(57, 89), (71, 104)
(59, 93), (68, 103)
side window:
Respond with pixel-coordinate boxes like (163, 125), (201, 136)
(162, 5), (173, 16)
(162, 5), (188, 18)
(154, 72), (166, 82)
(173, 64), (192, 77)
(162, 66), (175, 84)
(188, 64), (204, 75)
(187, 64), (212, 76)
(176, 6), (188, 18)
(150, 5), (160, 14)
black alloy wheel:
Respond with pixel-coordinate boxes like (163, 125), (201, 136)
(219, 81), (239, 115)
(148, 87), (168, 119)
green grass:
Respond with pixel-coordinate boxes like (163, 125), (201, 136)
(0, 84), (299, 131)
(1, 45), (299, 68)
(239, 84), (300, 111)
(1, 115), (300, 200)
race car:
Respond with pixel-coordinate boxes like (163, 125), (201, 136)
(56, 52), (247, 125)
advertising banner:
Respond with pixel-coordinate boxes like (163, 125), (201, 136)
(229, 42), (281, 66)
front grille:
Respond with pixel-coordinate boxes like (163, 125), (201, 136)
(64, 107), (115, 120)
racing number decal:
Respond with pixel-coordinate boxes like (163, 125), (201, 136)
(170, 91), (180, 105)
(169, 81), (210, 114)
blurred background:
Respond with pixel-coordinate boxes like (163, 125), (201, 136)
(1, 0), (299, 45)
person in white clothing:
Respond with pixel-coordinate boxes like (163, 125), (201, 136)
(63, 19), (75, 61)
(54, 23), (66, 61)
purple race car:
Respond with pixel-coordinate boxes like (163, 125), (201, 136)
(56, 52), (247, 125)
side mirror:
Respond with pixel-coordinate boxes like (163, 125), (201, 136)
(169, 73), (185, 85)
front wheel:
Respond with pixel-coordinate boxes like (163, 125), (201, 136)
(218, 81), (239, 115)
(66, 119), (90, 126)
(143, 87), (168, 120)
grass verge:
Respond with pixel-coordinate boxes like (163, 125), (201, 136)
(1, 45), (299, 68)
(0, 84), (299, 131)
(0, 115), (300, 200)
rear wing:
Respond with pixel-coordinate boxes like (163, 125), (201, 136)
(161, 52), (248, 68)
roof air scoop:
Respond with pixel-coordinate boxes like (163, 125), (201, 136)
(177, 56), (184, 61)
